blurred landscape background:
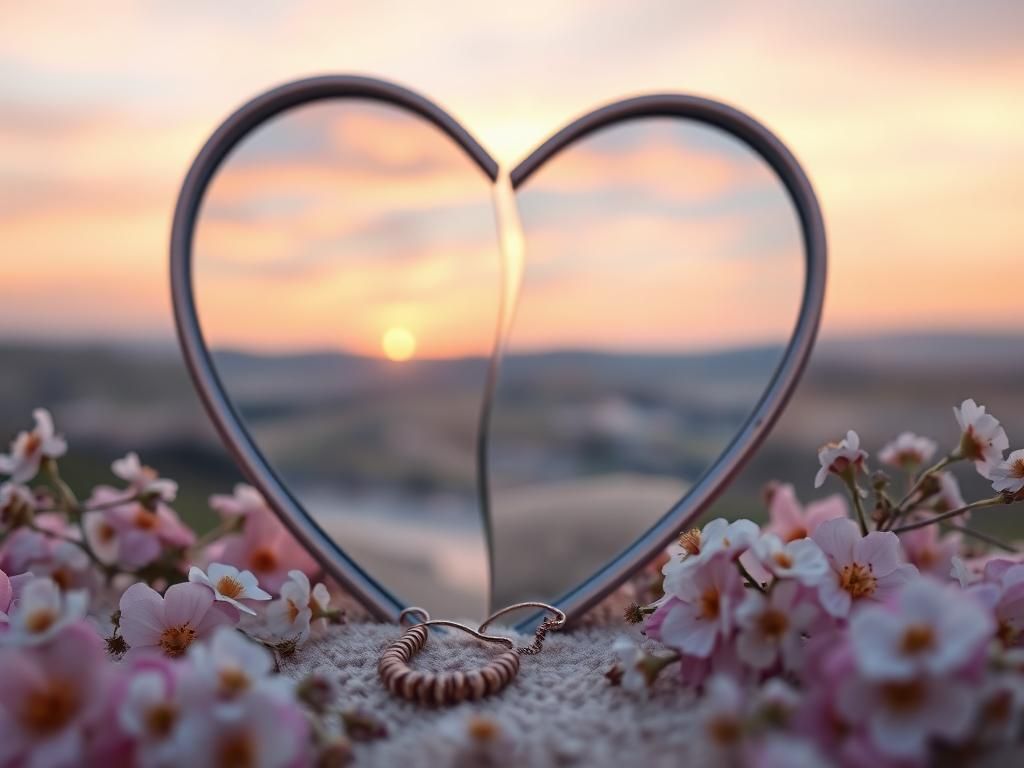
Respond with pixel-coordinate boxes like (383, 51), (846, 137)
(1, 333), (1021, 608)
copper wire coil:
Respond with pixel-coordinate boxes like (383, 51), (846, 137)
(378, 624), (521, 705)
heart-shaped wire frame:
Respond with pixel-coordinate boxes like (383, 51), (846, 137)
(170, 75), (826, 628)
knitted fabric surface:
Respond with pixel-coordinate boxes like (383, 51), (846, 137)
(279, 604), (696, 768)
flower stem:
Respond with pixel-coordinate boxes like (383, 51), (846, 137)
(34, 491), (143, 517)
(845, 478), (870, 536)
(946, 521), (1018, 553)
(736, 559), (767, 593)
(890, 496), (1009, 534)
(894, 454), (957, 514)
(28, 521), (115, 578)
(43, 458), (81, 518)
(185, 514), (245, 560)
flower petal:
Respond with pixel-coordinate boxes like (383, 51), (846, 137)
(119, 582), (167, 647)
(163, 582), (214, 629)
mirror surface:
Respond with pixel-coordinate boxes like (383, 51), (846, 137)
(489, 118), (805, 607)
(192, 99), (500, 619)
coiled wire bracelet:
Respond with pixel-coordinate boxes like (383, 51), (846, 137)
(378, 602), (566, 705)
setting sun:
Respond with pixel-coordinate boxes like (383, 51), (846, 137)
(381, 327), (417, 362)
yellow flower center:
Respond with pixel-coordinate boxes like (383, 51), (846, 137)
(145, 703), (177, 738)
(839, 562), (877, 600)
(249, 547), (278, 573)
(21, 680), (78, 734)
(880, 680), (926, 714)
(982, 690), (1013, 725)
(678, 529), (701, 556)
(783, 527), (808, 543)
(218, 733), (256, 768)
(49, 568), (72, 591)
(215, 576), (245, 599)
(25, 609), (57, 635)
(219, 667), (251, 697)
(159, 624), (197, 657)
(133, 507), (159, 531)
(997, 620), (1017, 647)
(1010, 458), (1024, 479)
(914, 547), (936, 569)
(707, 715), (742, 746)
(23, 433), (42, 456)
(960, 427), (988, 462)
(772, 552), (794, 569)
(97, 522), (117, 544)
(900, 624), (935, 655)
(758, 609), (789, 638)
(287, 598), (302, 623)
(699, 588), (721, 620)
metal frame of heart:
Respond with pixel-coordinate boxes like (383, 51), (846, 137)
(170, 75), (826, 629)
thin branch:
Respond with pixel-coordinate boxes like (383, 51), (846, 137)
(890, 496), (1008, 534)
(894, 454), (957, 513)
(946, 521), (1018, 554)
(737, 560), (767, 594)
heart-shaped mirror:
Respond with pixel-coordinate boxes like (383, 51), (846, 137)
(172, 78), (825, 626)
(490, 107), (809, 611)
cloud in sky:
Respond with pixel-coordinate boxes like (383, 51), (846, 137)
(0, 1), (1021, 350)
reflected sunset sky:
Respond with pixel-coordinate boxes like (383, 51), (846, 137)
(193, 102), (801, 357)
(1, 1), (1022, 352)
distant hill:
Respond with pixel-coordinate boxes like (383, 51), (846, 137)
(0, 331), (1020, 541)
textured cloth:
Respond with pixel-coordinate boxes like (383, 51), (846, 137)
(279, 611), (697, 767)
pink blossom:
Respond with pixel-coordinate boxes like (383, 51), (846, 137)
(658, 554), (745, 658)
(663, 518), (758, 599)
(0, 514), (97, 592)
(111, 452), (178, 503)
(897, 523), (961, 579)
(115, 656), (186, 765)
(933, 471), (966, 514)
(183, 627), (286, 706)
(878, 432), (937, 470)
(954, 398), (1008, 477)
(735, 581), (821, 672)
(209, 484), (267, 519)
(0, 482), (36, 532)
(693, 675), (746, 760)
(933, 471), (966, 513)
(1, 576), (88, 647)
(990, 448), (1024, 497)
(969, 562), (1024, 647)
(849, 578), (993, 680)
(751, 533), (829, 586)
(793, 648), (855, 756)
(973, 675), (1024, 746)
(0, 408), (67, 484)
(764, 483), (846, 542)
(188, 564), (271, 616)
(85, 487), (195, 570)
(836, 673), (975, 759)
(211, 497), (316, 594)
(0, 621), (112, 767)
(814, 430), (868, 488)
(243, 569), (333, 646)
(812, 518), (918, 618)
(0, 568), (11, 616)
(173, 682), (309, 768)
(119, 582), (237, 659)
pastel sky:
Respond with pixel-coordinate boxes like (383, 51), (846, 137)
(1, 1), (1022, 354)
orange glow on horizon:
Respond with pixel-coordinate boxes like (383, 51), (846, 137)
(0, 3), (1022, 353)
